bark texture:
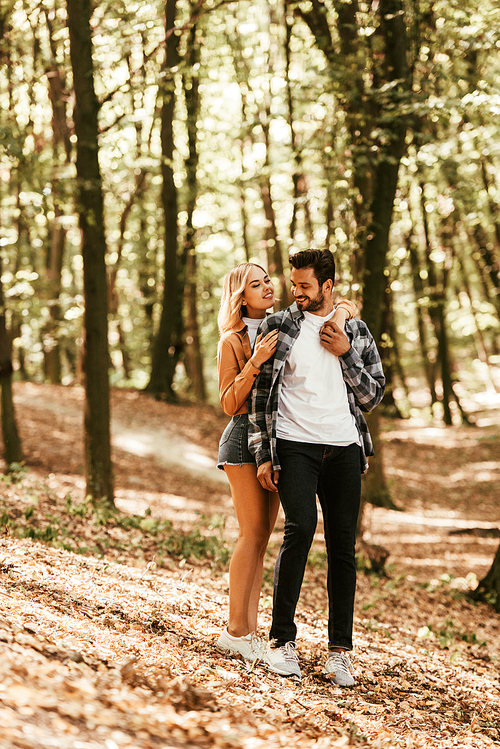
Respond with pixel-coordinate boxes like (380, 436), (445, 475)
(67, 0), (113, 505)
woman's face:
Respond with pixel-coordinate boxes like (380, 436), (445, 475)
(242, 267), (275, 318)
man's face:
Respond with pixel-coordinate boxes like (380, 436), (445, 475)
(290, 267), (330, 313)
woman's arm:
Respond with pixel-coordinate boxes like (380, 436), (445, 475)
(332, 299), (358, 328)
(217, 338), (260, 416)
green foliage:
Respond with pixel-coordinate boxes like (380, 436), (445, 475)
(0, 481), (230, 567)
(0, 0), (498, 413)
(417, 617), (487, 649)
(307, 548), (328, 569)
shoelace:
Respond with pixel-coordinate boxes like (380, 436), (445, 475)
(249, 633), (267, 660)
(279, 641), (299, 663)
(327, 651), (356, 678)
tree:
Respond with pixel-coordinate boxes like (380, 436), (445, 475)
(146, 0), (182, 401)
(472, 545), (500, 613)
(182, 13), (206, 401)
(67, 0), (113, 505)
(294, 0), (413, 509)
(42, 6), (72, 384)
(0, 256), (22, 469)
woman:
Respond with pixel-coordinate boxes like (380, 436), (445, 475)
(216, 262), (357, 661)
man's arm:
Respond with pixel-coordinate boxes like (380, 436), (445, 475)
(338, 321), (385, 412)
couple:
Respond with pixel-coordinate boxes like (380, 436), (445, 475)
(216, 249), (385, 685)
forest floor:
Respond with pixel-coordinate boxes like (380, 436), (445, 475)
(0, 381), (499, 749)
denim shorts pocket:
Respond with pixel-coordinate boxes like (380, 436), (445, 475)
(219, 415), (245, 447)
(219, 421), (237, 447)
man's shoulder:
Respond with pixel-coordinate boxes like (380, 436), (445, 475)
(347, 317), (373, 338)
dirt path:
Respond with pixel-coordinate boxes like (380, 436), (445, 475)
(15, 382), (228, 484)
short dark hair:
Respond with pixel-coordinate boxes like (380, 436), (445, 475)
(289, 249), (335, 288)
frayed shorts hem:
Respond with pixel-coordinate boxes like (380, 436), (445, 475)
(217, 461), (255, 470)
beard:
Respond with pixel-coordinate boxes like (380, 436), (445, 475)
(296, 289), (325, 312)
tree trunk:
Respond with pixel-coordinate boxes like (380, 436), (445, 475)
(471, 542), (500, 613)
(43, 9), (72, 384)
(361, 411), (399, 510)
(261, 109), (289, 308)
(67, 0), (113, 506)
(406, 227), (439, 405)
(182, 16), (206, 402)
(419, 184), (455, 424)
(146, 0), (181, 400)
(299, 0), (412, 513)
(284, 12), (313, 244)
(379, 284), (405, 419)
(0, 258), (22, 469)
(44, 209), (64, 384)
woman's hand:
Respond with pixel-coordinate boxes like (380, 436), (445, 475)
(251, 329), (279, 368)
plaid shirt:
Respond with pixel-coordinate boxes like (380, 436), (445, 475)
(248, 302), (385, 474)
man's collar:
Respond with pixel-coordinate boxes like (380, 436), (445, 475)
(289, 301), (304, 319)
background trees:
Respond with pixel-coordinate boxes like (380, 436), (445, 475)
(0, 0), (499, 577)
(0, 0), (497, 409)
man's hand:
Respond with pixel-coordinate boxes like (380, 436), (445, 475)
(320, 319), (351, 356)
(257, 461), (280, 492)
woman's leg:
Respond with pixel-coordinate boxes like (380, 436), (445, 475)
(246, 485), (280, 631)
(224, 464), (280, 636)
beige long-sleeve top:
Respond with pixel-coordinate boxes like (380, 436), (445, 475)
(217, 322), (260, 416)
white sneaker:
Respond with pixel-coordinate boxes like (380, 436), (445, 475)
(216, 628), (266, 661)
(266, 641), (301, 678)
(323, 651), (356, 686)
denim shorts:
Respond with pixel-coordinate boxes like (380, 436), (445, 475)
(217, 413), (256, 469)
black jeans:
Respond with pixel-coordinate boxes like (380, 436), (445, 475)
(271, 439), (361, 650)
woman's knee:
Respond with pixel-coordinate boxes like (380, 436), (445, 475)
(237, 530), (271, 552)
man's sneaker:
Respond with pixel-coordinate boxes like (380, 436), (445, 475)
(216, 627), (266, 661)
(266, 641), (301, 678)
(323, 651), (356, 686)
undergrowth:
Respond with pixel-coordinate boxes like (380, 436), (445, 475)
(0, 470), (230, 568)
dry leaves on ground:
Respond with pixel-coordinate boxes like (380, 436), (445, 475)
(0, 382), (498, 749)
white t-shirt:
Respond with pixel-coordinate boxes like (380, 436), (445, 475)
(242, 317), (261, 349)
(276, 310), (359, 445)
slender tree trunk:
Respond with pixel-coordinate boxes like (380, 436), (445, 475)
(44, 211), (64, 384)
(146, 0), (181, 400)
(284, 12), (313, 244)
(260, 111), (289, 308)
(43, 10), (72, 383)
(455, 252), (498, 392)
(67, 0), (113, 506)
(406, 227), (439, 404)
(379, 284), (405, 418)
(0, 257), (22, 469)
(419, 184), (455, 424)
(182, 16), (206, 401)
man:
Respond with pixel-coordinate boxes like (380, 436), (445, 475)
(248, 249), (385, 685)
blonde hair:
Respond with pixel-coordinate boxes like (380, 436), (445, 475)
(218, 263), (267, 334)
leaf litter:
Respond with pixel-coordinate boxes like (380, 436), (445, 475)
(0, 382), (498, 748)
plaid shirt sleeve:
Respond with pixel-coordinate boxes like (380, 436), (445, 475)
(247, 313), (282, 467)
(339, 319), (385, 412)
